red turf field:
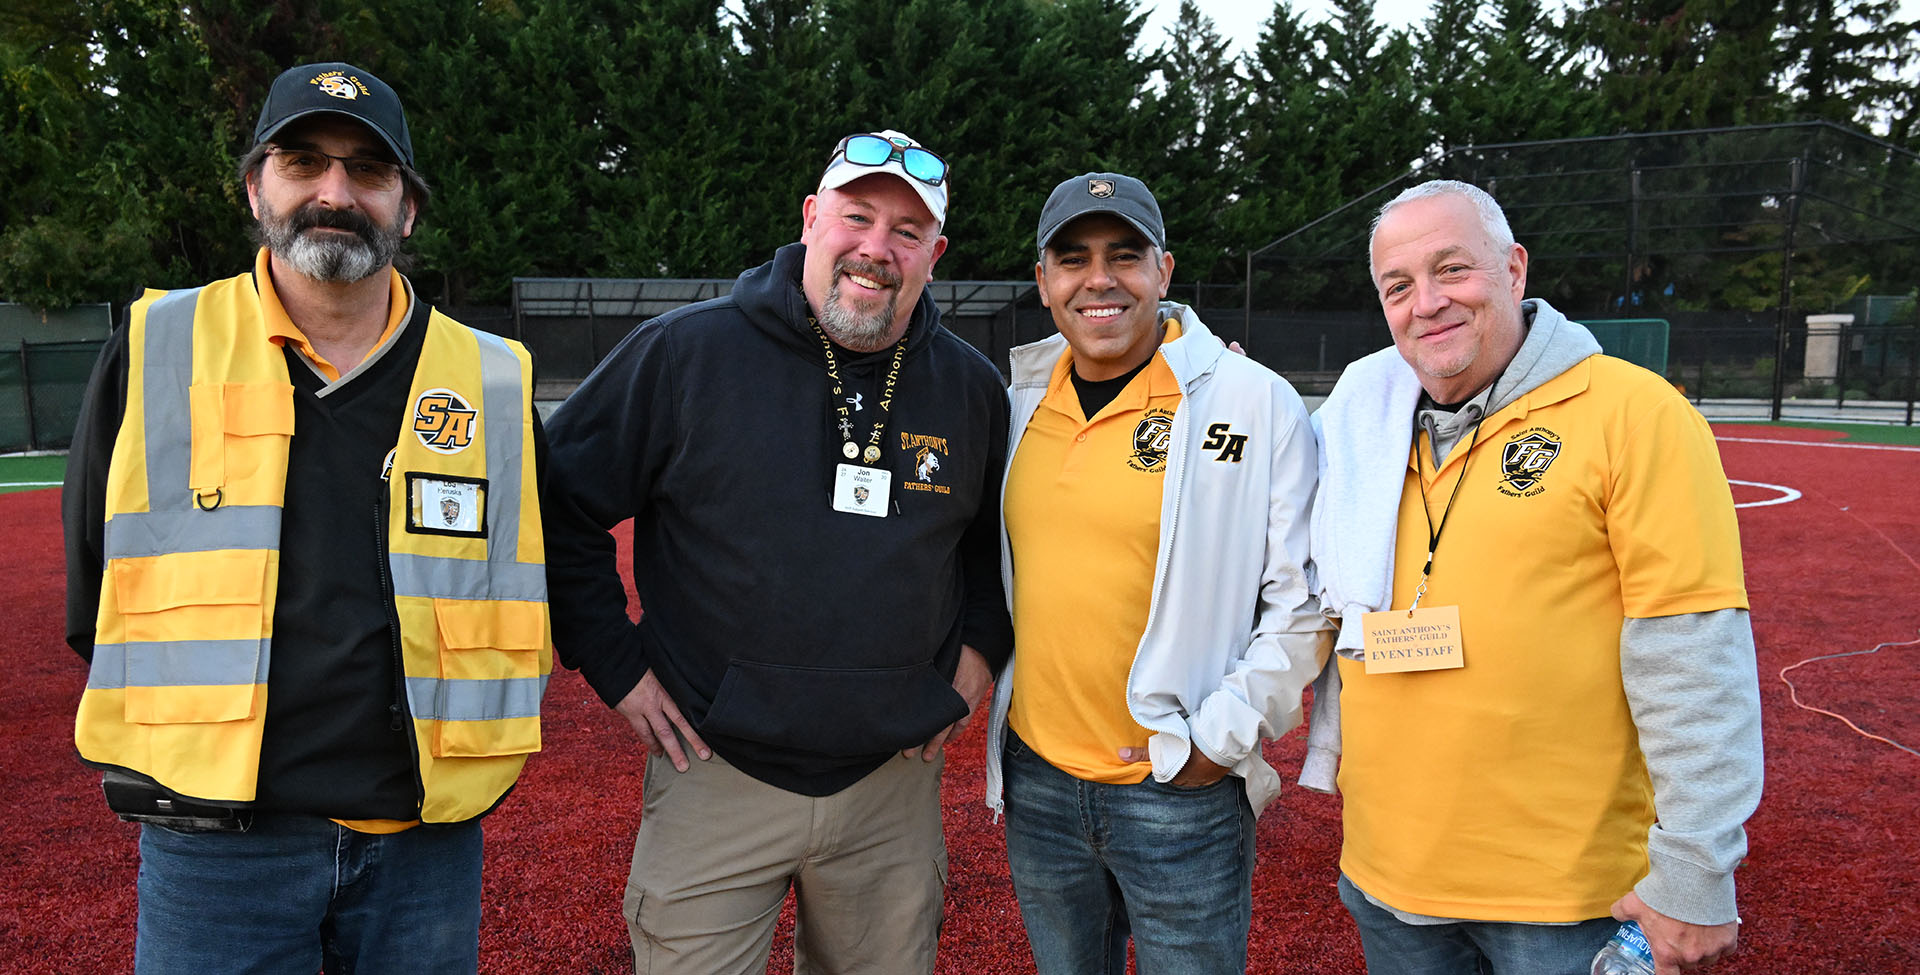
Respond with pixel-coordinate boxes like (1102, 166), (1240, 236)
(3, 422), (1916, 972)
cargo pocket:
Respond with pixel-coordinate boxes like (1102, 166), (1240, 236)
(702, 658), (969, 757)
(427, 597), (548, 757)
(111, 550), (269, 724)
(188, 381), (294, 503)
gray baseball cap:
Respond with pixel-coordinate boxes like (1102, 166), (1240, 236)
(1036, 173), (1166, 252)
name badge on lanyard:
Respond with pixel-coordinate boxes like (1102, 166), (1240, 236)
(1360, 385), (1502, 675)
(832, 463), (891, 517)
(1361, 605), (1463, 674)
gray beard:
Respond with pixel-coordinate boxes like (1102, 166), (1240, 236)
(817, 280), (900, 352)
(257, 203), (403, 284)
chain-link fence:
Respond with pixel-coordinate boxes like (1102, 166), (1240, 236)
(1244, 122), (1920, 418)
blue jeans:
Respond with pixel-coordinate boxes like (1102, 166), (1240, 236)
(135, 814), (483, 975)
(1002, 730), (1254, 975)
(1338, 874), (1617, 975)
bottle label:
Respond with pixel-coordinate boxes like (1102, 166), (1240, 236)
(1618, 921), (1652, 960)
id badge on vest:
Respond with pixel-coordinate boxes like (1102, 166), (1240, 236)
(832, 463), (890, 517)
(407, 472), (488, 537)
(1360, 605), (1464, 674)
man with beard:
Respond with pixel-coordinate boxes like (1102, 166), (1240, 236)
(543, 130), (1011, 974)
(64, 62), (550, 973)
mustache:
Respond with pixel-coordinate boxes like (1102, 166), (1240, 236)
(288, 205), (378, 243)
(835, 259), (900, 290)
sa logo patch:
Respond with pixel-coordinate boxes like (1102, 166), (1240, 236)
(1499, 427), (1561, 496)
(1201, 422), (1247, 463)
(413, 388), (478, 454)
(1128, 410), (1175, 472)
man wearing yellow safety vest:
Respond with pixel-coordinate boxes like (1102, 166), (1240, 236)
(62, 61), (549, 974)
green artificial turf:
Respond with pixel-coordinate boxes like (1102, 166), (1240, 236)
(1757, 420), (1920, 446)
(0, 454), (66, 494)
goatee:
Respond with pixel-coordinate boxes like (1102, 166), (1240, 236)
(256, 201), (405, 283)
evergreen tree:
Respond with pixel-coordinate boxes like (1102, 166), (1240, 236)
(1779, 0), (1918, 130)
(1566, 0), (1788, 132)
(1137, 1), (1246, 283)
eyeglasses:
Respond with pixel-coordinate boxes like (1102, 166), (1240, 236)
(830, 134), (947, 187)
(265, 146), (402, 191)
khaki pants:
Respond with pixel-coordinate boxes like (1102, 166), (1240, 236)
(623, 751), (947, 975)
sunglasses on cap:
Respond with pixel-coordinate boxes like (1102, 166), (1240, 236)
(830, 133), (948, 187)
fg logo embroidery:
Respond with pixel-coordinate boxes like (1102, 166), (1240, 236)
(413, 388), (478, 454)
(1499, 428), (1561, 497)
(1128, 411), (1174, 472)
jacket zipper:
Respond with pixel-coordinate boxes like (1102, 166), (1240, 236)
(374, 464), (424, 802)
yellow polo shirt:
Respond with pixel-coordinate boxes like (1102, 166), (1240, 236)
(1337, 356), (1748, 921)
(1005, 322), (1183, 783)
(254, 248), (408, 381)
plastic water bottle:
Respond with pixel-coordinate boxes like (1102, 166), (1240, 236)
(1590, 920), (1654, 975)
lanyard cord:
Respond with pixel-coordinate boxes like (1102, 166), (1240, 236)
(1416, 416), (1484, 580)
(812, 319), (908, 466)
(1408, 373), (1506, 612)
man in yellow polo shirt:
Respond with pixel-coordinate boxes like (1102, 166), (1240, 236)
(983, 172), (1330, 973)
(1305, 180), (1762, 975)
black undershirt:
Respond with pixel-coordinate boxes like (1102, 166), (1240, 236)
(1071, 355), (1155, 418)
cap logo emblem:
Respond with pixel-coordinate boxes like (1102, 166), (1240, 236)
(1088, 178), (1116, 199)
(310, 71), (368, 101)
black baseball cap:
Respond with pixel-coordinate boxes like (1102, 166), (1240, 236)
(1036, 172), (1166, 253)
(253, 62), (413, 167)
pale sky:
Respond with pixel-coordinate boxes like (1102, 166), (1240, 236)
(1140, 0), (1920, 57)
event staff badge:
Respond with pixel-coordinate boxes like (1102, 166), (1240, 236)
(1360, 604), (1463, 674)
(832, 463), (890, 518)
(1360, 560), (1464, 674)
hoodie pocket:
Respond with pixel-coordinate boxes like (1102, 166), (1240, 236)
(702, 658), (968, 757)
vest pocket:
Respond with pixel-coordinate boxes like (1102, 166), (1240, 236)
(110, 550), (271, 724)
(425, 598), (548, 758)
(188, 381), (295, 503)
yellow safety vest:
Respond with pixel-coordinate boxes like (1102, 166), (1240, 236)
(74, 272), (551, 823)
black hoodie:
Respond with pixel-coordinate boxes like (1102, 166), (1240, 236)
(544, 242), (1013, 795)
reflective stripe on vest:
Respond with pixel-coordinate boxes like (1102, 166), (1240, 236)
(387, 311), (551, 822)
(92, 284), (283, 694)
(78, 273), (550, 819)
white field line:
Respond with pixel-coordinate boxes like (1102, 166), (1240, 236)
(1715, 435), (1920, 453)
(1727, 480), (1802, 508)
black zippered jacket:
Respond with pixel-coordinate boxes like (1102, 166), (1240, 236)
(543, 243), (1013, 796)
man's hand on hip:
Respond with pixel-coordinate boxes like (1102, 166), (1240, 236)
(906, 644), (992, 762)
(615, 669), (710, 772)
(1611, 891), (1739, 974)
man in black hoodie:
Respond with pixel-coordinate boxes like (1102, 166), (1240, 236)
(543, 130), (1012, 974)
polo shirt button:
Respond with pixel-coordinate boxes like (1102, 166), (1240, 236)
(1075, 433), (1087, 442)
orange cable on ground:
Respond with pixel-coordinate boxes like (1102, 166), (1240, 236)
(1772, 476), (1919, 758)
(1778, 631), (1920, 758)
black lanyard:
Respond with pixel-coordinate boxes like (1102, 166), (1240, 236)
(812, 319), (908, 466)
(1409, 375), (1505, 611)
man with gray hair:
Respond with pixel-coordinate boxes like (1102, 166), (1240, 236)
(1304, 179), (1762, 974)
(542, 130), (1011, 974)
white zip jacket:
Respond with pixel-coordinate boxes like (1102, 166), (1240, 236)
(984, 304), (1332, 818)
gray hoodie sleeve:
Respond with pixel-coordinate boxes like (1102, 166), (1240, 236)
(1621, 608), (1763, 925)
